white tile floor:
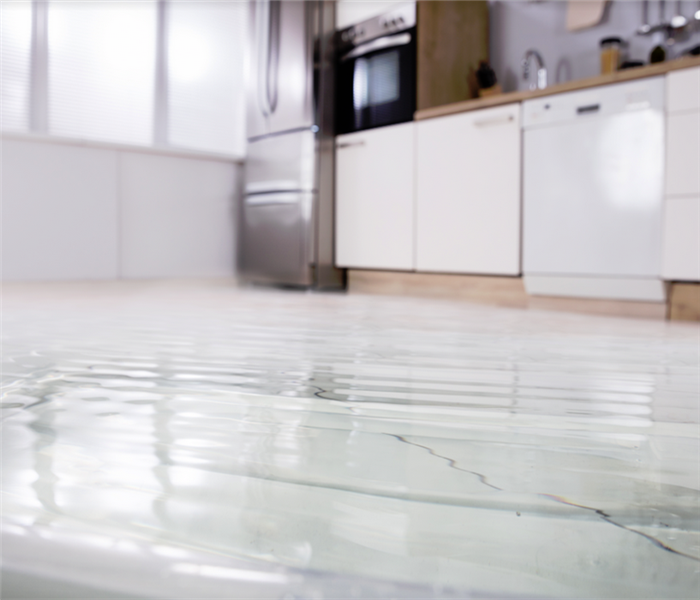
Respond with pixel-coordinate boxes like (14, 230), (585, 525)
(2, 281), (699, 598)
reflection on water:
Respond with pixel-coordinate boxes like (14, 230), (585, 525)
(1, 282), (699, 598)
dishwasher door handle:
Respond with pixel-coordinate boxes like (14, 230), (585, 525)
(577, 104), (601, 115)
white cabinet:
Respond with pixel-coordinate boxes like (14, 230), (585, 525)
(120, 153), (238, 279)
(1, 139), (119, 281)
(415, 103), (521, 275)
(335, 122), (415, 270)
(663, 66), (700, 281)
(666, 111), (700, 197)
(662, 197), (700, 281)
(666, 66), (700, 113)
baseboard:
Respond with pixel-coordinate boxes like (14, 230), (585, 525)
(347, 270), (675, 320)
(348, 270), (527, 309)
(527, 295), (667, 320)
(524, 274), (668, 302)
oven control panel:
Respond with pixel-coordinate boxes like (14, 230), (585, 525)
(337, 3), (416, 50)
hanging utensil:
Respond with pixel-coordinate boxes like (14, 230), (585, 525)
(638, 0), (652, 34)
(670, 0), (688, 28)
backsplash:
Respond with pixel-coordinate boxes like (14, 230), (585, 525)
(489, 0), (700, 92)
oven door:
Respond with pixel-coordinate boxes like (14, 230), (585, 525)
(336, 28), (416, 134)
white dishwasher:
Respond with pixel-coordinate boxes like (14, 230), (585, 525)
(522, 77), (666, 301)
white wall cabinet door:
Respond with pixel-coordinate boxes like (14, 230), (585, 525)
(335, 122), (415, 271)
(416, 103), (521, 275)
(662, 196), (700, 281)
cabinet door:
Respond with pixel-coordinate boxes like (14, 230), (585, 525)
(667, 67), (700, 114)
(335, 123), (415, 270)
(416, 104), (521, 275)
(666, 111), (700, 197)
(662, 196), (700, 281)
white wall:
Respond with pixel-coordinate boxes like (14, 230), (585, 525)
(490, 0), (700, 93)
(1, 136), (241, 281)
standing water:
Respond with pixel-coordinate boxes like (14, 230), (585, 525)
(2, 282), (698, 598)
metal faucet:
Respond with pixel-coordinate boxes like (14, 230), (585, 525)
(522, 49), (547, 91)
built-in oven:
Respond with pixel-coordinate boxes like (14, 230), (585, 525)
(335, 3), (416, 134)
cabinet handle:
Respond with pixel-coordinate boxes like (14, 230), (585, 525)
(577, 104), (600, 114)
(337, 141), (366, 149)
(474, 115), (515, 127)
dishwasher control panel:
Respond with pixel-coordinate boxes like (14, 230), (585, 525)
(522, 76), (665, 129)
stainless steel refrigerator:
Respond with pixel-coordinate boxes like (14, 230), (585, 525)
(240, 0), (343, 289)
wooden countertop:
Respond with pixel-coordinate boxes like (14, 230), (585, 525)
(414, 55), (700, 121)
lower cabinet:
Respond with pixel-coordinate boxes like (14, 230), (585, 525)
(663, 196), (700, 281)
(663, 67), (699, 282)
(415, 103), (521, 275)
(666, 111), (700, 197)
(335, 122), (415, 270)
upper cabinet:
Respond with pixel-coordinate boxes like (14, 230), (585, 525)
(416, 103), (521, 276)
(416, 0), (489, 111)
(335, 122), (415, 271)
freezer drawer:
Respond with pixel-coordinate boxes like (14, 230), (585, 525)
(247, 0), (314, 139)
(245, 130), (317, 194)
(239, 192), (314, 286)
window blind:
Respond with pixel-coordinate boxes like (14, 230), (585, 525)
(47, 0), (157, 145)
(1, 0), (33, 132)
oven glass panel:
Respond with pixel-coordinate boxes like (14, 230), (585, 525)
(337, 29), (415, 134)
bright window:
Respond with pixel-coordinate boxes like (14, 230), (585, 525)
(1, 0), (33, 132)
(47, 0), (157, 145)
(167, 0), (247, 156)
(1, 0), (246, 156)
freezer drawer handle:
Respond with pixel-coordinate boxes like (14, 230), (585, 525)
(246, 193), (301, 206)
(337, 141), (366, 149)
(577, 104), (601, 115)
(474, 115), (515, 127)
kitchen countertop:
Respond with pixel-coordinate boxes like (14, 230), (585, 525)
(415, 55), (700, 121)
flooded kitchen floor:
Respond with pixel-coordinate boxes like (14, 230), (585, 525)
(2, 280), (699, 599)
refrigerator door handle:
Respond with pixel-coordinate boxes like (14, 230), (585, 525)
(256, 0), (271, 117)
(267, 0), (281, 115)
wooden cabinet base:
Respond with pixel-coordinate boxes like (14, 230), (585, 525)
(347, 270), (681, 320)
(668, 283), (700, 321)
(528, 296), (666, 321)
(348, 269), (527, 308)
